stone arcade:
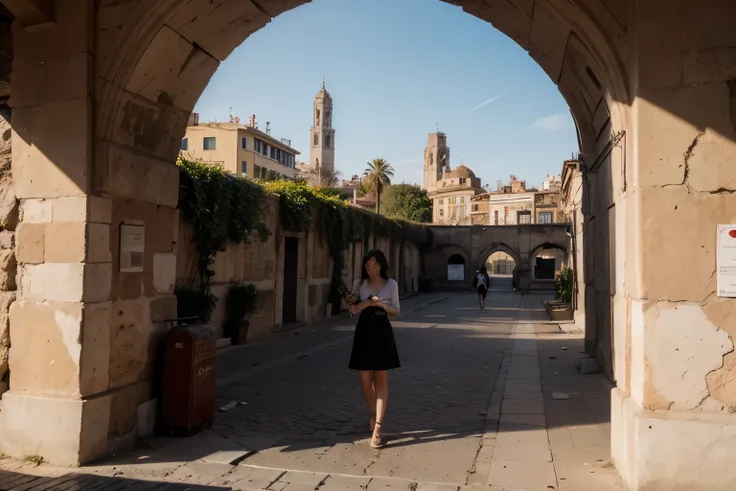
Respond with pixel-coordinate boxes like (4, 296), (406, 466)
(0, 1), (735, 489)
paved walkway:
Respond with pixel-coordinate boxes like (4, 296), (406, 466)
(0, 286), (623, 490)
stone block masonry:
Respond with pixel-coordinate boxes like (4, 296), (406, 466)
(0, 109), (15, 398)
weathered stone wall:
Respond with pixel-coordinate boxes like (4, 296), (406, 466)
(0, 5), (13, 401)
(176, 195), (424, 341)
(0, 105), (16, 398)
(106, 198), (178, 449)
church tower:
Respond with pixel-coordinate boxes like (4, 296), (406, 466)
(423, 132), (451, 193)
(309, 81), (336, 178)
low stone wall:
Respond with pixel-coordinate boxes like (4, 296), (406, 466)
(176, 194), (424, 342)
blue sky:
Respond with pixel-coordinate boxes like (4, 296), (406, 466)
(194, 0), (579, 188)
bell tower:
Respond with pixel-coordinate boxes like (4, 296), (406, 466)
(423, 132), (451, 193)
(309, 80), (336, 179)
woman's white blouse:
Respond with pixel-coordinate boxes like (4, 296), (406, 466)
(352, 278), (400, 312)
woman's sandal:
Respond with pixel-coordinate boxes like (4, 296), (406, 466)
(370, 421), (384, 449)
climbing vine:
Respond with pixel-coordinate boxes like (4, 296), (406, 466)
(260, 180), (432, 305)
(176, 161), (432, 321)
(177, 157), (266, 321)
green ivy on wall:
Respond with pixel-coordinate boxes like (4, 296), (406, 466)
(261, 180), (432, 305)
(177, 158), (432, 322)
(177, 157), (266, 321)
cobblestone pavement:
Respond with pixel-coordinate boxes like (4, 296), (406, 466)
(2, 285), (624, 490)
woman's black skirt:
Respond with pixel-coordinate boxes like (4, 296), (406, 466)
(348, 306), (401, 371)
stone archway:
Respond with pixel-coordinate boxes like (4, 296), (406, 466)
(478, 242), (521, 270)
(3, 1), (736, 488)
(529, 241), (567, 284)
(479, 242), (521, 290)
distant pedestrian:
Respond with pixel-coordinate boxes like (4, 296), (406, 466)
(344, 249), (401, 449)
(473, 266), (490, 309)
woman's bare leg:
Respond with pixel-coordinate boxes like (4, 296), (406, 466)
(359, 370), (376, 427)
(371, 371), (389, 446)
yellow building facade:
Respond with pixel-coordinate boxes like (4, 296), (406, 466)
(181, 116), (299, 180)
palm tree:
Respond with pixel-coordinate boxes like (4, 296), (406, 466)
(363, 158), (394, 214)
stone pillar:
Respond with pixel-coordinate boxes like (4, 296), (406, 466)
(611, 1), (736, 489)
(1, 0), (113, 465)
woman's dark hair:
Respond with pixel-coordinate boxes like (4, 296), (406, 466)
(361, 249), (390, 281)
(480, 266), (488, 274)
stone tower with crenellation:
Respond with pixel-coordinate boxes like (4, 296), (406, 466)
(423, 132), (451, 193)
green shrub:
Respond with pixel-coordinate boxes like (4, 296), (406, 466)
(555, 267), (574, 304)
(226, 283), (258, 322)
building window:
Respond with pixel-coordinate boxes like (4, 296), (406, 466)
(539, 212), (554, 224)
(439, 209), (444, 217)
(460, 196), (466, 204)
(518, 211), (532, 224)
(180, 138), (188, 150)
(460, 178), (467, 185)
(325, 110), (331, 127)
(254, 164), (261, 179)
(241, 137), (247, 149)
(473, 204), (479, 212)
(240, 161), (247, 176)
(494, 210), (499, 225)
(314, 133), (319, 146)
(203, 137), (216, 150)
(326, 134), (331, 148)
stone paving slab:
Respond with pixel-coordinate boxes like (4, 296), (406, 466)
(319, 473), (371, 490)
(489, 460), (558, 490)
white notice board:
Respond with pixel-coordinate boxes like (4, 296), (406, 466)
(447, 264), (465, 281)
(120, 224), (145, 273)
(717, 224), (736, 297)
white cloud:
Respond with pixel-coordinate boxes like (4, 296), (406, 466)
(532, 112), (570, 131)
(469, 92), (508, 113)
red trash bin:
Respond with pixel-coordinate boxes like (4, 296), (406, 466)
(159, 322), (217, 435)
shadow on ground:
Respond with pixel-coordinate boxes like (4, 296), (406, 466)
(78, 286), (611, 486)
(0, 467), (230, 490)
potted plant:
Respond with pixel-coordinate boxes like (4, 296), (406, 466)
(224, 283), (258, 345)
(543, 267), (574, 321)
(174, 284), (216, 324)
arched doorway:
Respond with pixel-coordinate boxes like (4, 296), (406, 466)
(486, 251), (515, 275)
(6, 0), (736, 487)
(530, 243), (567, 288)
(479, 243), (522, 291)
(446, 253), (466, 281)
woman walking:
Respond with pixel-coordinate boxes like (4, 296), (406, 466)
(473, 266), (490, 309)
(345, 249), (401, 449)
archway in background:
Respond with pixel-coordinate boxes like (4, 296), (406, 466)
(486, 251), (516, 276)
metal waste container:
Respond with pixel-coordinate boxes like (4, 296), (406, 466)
(159, 320), (217, 435)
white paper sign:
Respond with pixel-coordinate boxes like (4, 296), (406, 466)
(717, 224), (736, 297)
(120, 224), (145, 273)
